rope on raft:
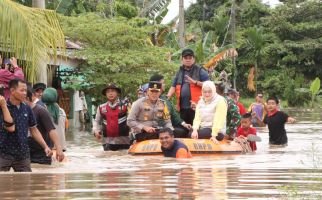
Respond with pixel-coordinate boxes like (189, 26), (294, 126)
(234, 137), (253, 153)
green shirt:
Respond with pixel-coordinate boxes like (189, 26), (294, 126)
(160, 95), (183, 127)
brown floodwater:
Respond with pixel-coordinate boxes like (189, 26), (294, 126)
(0, 108), (321, 199)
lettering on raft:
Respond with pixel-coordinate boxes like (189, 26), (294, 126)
(193, 142), (213, 150)
(141, 143), (158, 151)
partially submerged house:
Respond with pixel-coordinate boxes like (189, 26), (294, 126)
(1, 39), (88, 129)
(47, 40), (90, 129)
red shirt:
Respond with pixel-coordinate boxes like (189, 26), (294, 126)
(237, 102), (247, 115)
(237, 127), (257, 151)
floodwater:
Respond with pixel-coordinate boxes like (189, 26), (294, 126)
(0, 109), (321, 199)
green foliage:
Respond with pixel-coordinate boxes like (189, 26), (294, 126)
(12, 0), (32, 7)
(285, 75), (310, 107)
(260, 68), (310, 107)
(185, 0), (321, 105)
(310, 77), (321, 107)
(15, 0), (322, 107)
(260, 69), (288, 97)
(310, 77), (321, 97)
(41, 0), (139, 18)
(286, 87), (310, 107)
(242, 27), (268, 64)
(60, 13), (176, 101)
(185, 0), (229, 24)
(114, 1), (138, 18)
(262, 0), (322, 79)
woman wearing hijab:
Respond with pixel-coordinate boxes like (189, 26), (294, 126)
(42, 87), (67, 151)
(191, 81), (228, 144)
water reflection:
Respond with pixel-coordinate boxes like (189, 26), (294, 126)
(1, 168), (321, 199)
(0, 109), (321, 199)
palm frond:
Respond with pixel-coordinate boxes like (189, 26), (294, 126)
(244, 27), (266, 53)
(139, 0), (171, 21)
(0, 0), (65, 83)
(203, 46), (238, 69)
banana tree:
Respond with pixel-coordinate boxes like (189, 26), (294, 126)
(0, 0), (65, 83)
(310, 77), (321, 107)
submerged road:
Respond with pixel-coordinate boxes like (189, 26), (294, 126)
(0, 108), (321, 199)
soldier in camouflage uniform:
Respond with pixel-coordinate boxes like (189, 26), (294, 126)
(215, 83), (241, 139)
(127, 81), (173, 142)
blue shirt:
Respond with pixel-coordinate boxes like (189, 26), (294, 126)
(0, 101), (37, 160)
(161, 140), (189, 158)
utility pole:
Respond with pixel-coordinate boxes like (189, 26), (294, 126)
(32, 0), (45, 8)
(202, 0), (207, 43)
(32, 0), (47, 84)
(231, 0), (237, 89)
(178, 0), (185, 48)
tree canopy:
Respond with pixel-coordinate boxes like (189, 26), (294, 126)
(184, 0), (321, 106)
(10, 0), (322, 105)
(60, 13), (176, 99)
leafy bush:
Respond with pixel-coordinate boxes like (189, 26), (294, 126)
(259, 68), (310, 106)
(114, 1), (138, 19)
(259, 69), (288, 97)
(285, 87), (310, 107)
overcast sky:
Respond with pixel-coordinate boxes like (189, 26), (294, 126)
(162, 0), (281, 24)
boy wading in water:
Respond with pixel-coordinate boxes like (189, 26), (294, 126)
(237, 113), (261, 152)
(255, 96), (295, 146)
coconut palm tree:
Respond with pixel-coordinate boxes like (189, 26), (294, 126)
(178, 0), (185, 48)
(244, 26), (267, 91)
(0, 0), (65, 83)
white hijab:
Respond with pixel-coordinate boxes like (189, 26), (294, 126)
(201, 81), (217, 102)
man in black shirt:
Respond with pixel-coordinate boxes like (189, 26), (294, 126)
(255, 96), (295, 145)
(26, 86), (64, 164)
(166, 49), (209, 125)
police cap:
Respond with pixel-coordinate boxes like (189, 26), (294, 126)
(148, 81), (162, 92)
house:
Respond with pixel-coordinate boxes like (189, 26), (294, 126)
(47, 40), (90, 129)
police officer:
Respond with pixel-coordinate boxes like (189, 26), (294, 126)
(127, 81), (173, 142)
(93, 83), (130, 151)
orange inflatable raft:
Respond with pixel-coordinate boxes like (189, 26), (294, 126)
(128, 138), (243, 156)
